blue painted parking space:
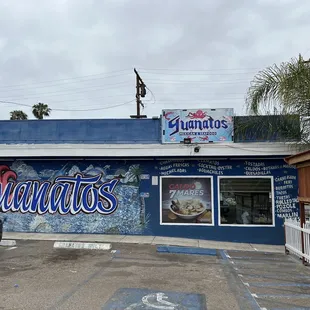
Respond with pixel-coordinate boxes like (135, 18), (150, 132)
(224, 250), (310, 310)
(102, 288), (206, 310)
(156, 245), (217, 256)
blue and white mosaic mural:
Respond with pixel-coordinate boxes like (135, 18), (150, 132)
(0, 160), (149, 234)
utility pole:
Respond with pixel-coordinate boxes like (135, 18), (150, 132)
(130, 68), (147, 119)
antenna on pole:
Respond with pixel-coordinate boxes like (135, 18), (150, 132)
(130, 68), (147, 119)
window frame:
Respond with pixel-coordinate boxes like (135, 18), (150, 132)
(160, 175), (214, 226)
(217, 176), (275, 227)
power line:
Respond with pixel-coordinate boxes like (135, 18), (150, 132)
(0, 79), (250, 102)
(0, 100), (32, 108)
(0, 99), (135, 112)
(0, 72), (132, 92)
(53, 100), (135, 112)
(147, 79), (250, 84)
(145, 85), (156, 105)
(0, 66), (258, 91)
(0, 79), (249, 102)
(139, 71), (258, 76)
(148, 81), (250, 86)
(0, 67), (257, 91)
(148, 97), (246, 103)
(138, 67), (261, 72)
(39, 93), (134, 105)
(0, 69), (131, 89)
(0, 81), (133, 101)
(144, 95), (246, 100)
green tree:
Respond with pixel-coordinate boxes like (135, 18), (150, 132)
(32, 102), (51, 119)
(127, 164), (143, 184)
(245, 54), (310, 149)
(10, 110), (28, 120)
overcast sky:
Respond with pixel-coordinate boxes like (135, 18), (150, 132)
(0, 0), (309, 120)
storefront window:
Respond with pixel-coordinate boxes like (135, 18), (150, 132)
(219, 177), (273, 226)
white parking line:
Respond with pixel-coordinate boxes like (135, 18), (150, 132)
(226, 252), (263, 310)
(6, 247), (17, 251)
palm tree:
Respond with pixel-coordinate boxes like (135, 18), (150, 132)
(10, 110), (28, 120)
(32, 102), (51, 119)
(245, 54), (310, 149)
(127, 164), (143, 184)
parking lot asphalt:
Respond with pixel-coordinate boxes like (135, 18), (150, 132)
(0, 240), (241, 310)
(0, 240), (309, 310)
(223, 250), (310, 309)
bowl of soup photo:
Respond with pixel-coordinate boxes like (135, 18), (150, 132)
(169, 198), (207, 220)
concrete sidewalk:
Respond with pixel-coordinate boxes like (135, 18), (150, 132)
(2, 232), (285, 253)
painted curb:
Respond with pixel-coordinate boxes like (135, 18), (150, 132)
(157, 245), (217, 256)
(53, 241), (112, 250)
(0, 240), (17, 247)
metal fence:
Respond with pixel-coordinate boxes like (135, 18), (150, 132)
(284, 218), (310, 264)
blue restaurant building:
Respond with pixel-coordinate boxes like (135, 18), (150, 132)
(0, 109), (300, 244)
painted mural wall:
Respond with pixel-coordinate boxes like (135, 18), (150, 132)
(0, 160), (150, 234)
(0, 158), (298, 244)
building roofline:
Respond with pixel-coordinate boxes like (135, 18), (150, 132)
(285, 150), (310, 165)
(0, 142), (294, 158)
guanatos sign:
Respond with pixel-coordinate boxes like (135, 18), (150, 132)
(161, 108), (234, 143)
(0, 165), (119, 215)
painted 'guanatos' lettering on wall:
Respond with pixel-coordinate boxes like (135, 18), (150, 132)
(0, 165), (119, 215)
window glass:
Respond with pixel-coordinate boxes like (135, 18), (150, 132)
(219, 178), (273, 225)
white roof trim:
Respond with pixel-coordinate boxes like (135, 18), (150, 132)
(0, 142), (294, 158)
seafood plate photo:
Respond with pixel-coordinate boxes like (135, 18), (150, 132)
(160, 176), (213, 225)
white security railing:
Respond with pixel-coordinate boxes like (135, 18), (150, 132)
(284, 218), (310, 264)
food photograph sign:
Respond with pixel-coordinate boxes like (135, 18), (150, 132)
(160, 176), (213, 225)
(161, 108), (234, 143)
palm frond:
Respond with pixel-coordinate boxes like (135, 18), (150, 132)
(246, 54), (310, 116)
(10, 110), (28, 120)
(32, 102), (52, 119)
(246, 63), (286, 114)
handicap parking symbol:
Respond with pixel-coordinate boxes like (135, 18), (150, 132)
(102, 288), (206, 310)
(126, 292), (179, 309)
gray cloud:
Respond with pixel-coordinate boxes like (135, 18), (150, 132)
(0, 0), (309, 120)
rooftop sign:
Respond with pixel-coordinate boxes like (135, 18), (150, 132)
(161, 108), (234, 143)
